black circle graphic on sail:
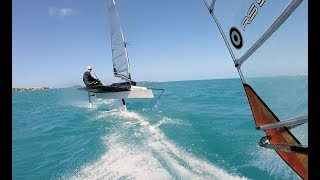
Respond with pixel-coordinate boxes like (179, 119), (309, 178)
(229, 27), (243, 49)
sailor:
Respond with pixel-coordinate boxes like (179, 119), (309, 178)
(83, 66), (102, 87)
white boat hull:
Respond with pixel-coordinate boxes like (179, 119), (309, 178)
(95, 86), (154, 99)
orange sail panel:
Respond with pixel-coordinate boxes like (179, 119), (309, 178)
(243, 84), (308, 179)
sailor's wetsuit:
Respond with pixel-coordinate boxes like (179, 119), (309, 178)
(83, 72), (101, 87)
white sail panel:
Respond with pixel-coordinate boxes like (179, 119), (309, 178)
(205, 0), (302, 66)
(107, 0), (131, 81)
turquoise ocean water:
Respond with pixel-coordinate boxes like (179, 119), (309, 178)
(12, 77), (307, 180)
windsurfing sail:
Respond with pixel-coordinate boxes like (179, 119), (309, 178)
(107, 0), (132, 82)
(202, 0), (308, 179)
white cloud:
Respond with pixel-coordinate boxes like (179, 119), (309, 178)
(59, 8), (73, 16)
(48, 7), (73, 17)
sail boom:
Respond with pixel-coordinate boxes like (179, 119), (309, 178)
(256, 115), (308, 130)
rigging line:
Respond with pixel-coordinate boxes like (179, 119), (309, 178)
(149, 88), (165, 111)
(93, 72), (99, 80)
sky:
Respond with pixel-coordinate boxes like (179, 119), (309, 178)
(12, 0), (308, 88)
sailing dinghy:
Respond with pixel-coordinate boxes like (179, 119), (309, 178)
(202, 0), (308, 179)
(78, 0), (163, 108)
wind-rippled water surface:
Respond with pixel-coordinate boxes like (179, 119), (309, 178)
(13, 77), (307, 180)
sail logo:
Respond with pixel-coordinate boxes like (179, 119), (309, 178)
(229, 27), (243, 49)
(241, 0), (267, 31)
(230, 0), (267, 49)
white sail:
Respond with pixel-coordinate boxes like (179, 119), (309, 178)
(107, 0), (132, 81)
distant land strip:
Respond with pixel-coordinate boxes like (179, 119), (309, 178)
(12, 87), (54, 92)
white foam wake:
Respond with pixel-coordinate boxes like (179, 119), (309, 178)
(72, 109), (248, 180)
(72, 143), (172, 179)
(154, 117), (190, 127)
(249, 146), (300, 180)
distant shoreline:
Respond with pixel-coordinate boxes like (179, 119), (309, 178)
(12, 87), (54, 92)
